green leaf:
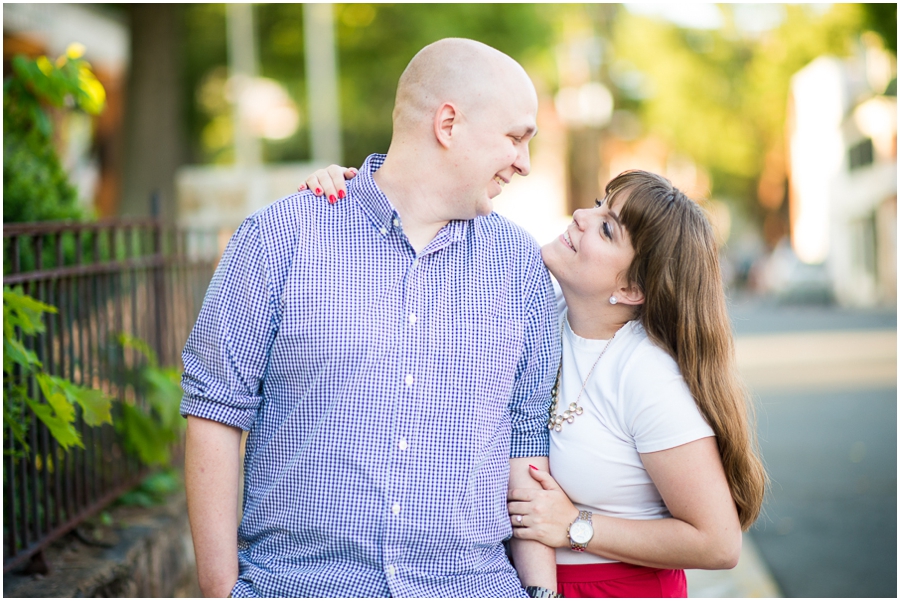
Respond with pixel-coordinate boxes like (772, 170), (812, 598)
(143, 367), (184, 431)
(36, 373), (76, 423)
(3, 287), (56, 336)
(72, 387), (113, 427)
(4, 337), (42, 375)
(119, 403), (172, 466)
(26, 398), (83, 450)
(3, 388), (30, 450)
(117, 488), (156, 508)
(117, 333), (158, 367)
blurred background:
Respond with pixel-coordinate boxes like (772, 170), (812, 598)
(3, 3), (896, 598)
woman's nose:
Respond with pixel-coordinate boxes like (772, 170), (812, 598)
(572, 208), (590, 229)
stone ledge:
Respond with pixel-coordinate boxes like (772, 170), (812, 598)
(3, 490), (200, 598)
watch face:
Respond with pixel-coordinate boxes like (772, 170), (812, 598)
(569, 520), (593, 544)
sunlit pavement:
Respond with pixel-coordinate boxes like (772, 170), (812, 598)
(688, 299), (897, 597)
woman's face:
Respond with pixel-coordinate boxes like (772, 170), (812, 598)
(541, 197), (636, 302)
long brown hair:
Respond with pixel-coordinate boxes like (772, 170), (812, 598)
(607, 170), (767, 530)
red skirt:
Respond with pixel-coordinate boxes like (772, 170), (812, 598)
(557, 561), (687, 598)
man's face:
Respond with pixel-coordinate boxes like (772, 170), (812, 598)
(451, 77), (538, 218)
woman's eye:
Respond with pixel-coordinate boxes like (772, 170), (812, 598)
(602, 222), (612, 239)
(594, 198), (603, 208)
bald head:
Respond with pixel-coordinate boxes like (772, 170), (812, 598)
(392, 38), (535, 136)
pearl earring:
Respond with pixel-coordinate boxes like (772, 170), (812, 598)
(609, 296), (618, 305)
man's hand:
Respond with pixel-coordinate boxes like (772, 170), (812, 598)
(185, 416), (243, 597)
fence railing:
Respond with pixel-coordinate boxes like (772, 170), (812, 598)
(3, 218), (219, 573)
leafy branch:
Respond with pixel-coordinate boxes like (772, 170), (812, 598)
(3, 286), (113, 453)
(114, 334), (186, 467)
(4, 43), (106, 224)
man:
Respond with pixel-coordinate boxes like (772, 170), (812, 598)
(181, 38), (560, 597)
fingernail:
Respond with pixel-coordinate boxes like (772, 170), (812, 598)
(328, 194), (336, 203)
(338, 190), (345, 199)
(299, 184), (306, 190)
(529, 465), (538, 470)
(315, 188), (322, 195)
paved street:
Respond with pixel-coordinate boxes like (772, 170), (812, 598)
(728, 298), (897, 598)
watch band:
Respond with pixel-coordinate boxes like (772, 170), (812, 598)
(568, 510), (593, 552)
(524, 585), (563, 598)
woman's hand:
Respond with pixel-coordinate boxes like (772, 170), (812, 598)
(507, 466), (580, 549)
(298, 165), (358, 203)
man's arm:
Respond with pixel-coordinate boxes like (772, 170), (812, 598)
(508, 456), (558, 593)
(185, 416), (244, 597)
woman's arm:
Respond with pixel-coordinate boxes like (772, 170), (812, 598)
(507, 437), (742, 570)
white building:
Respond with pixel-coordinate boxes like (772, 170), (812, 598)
(787, 43), (897, 307)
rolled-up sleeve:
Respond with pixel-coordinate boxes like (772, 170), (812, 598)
(508, 249), (560, 458)
(181, 216), (278, 431)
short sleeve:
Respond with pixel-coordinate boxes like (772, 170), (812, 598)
(622, 347), (715, 454)
(508, 250), (560, 458)
(180, 216), (279, 431)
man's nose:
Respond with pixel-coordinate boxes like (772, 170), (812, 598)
(513, 145), (531, 177)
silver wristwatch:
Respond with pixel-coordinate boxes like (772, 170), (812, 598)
(567, 510), (594, 552)
(524, 586), (563, 598)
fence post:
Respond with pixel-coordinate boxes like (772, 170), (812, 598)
(151, 191), (168, 365)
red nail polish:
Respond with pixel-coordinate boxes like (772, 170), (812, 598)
(315, 188), (322, 195)
(329, 194), (336, 203)
(338, 190), (345, 199)
(529, 465), (538, 470)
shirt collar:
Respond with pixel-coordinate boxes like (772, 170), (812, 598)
(349, 154), (397, 234)
(349, 153), (471, 249)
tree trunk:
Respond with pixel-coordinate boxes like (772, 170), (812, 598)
(119, 4), (185, 219)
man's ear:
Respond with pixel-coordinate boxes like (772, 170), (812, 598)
(617, 281), (645, 306)
(433, 102), (458, 149)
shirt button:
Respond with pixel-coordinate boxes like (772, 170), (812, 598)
(398, 438), (408, 450)
(408, 314), (417, 325)
(405, 374), (414, 386)
(379, 227), (387, 236)
(387, 565), (396, 577)
(411, 258), (419, 269)
(392, 503), (402, 515)
(393, 218), (400, 227)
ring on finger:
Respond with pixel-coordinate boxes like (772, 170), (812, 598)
(516, 515), (523, 524)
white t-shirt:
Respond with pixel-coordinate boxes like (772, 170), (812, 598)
(550, 307), (715, 565)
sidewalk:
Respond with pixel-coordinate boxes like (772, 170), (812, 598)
(686, 532), (782, 597)
(686, 326), (897, 597)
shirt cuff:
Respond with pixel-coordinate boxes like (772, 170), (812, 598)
(180, 393), (257, 431)
(510, 428), (550, 458)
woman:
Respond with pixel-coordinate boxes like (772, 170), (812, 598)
(300, 168), (767, 597)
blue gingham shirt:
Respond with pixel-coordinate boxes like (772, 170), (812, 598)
(181, 154), (559, 597)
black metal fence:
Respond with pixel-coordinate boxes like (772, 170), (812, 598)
(2, 218), (219, 573)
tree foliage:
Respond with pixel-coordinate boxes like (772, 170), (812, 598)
(181, 3), (888, 222)
(184, 3), (557, 167)
(609, 4), (872, 216)
(3, 44), (106, 223)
